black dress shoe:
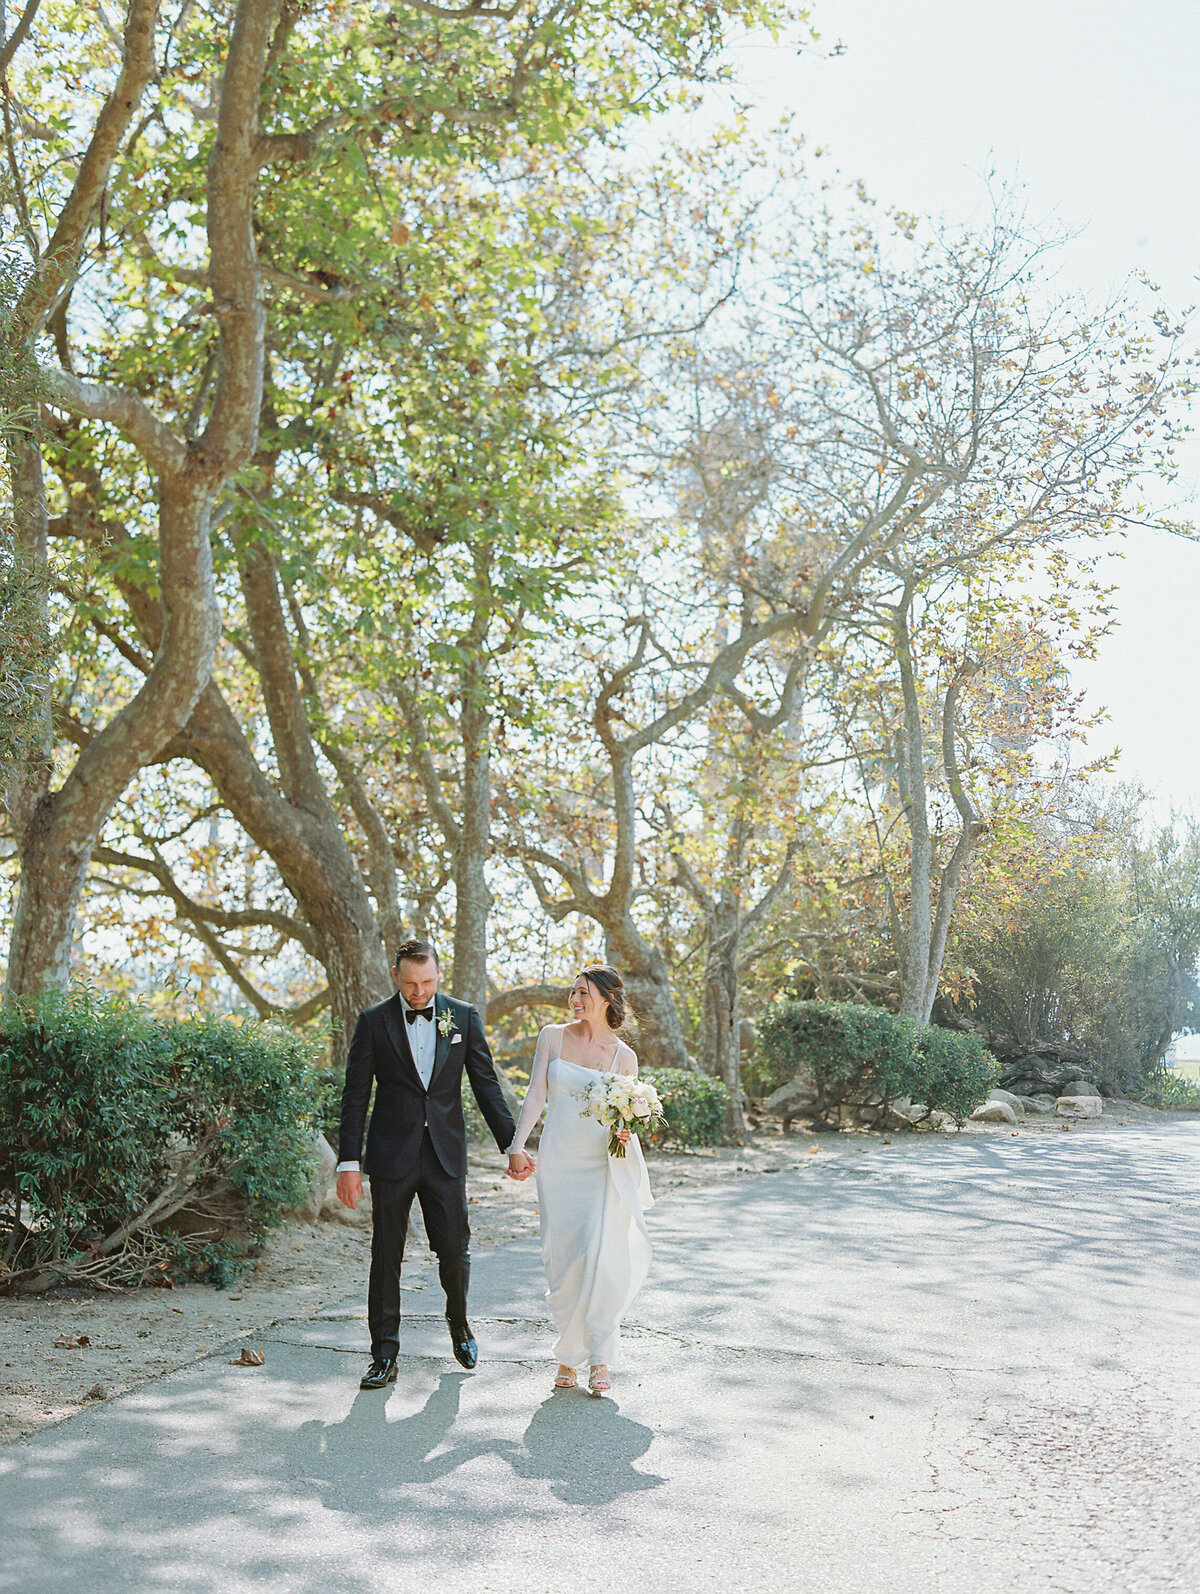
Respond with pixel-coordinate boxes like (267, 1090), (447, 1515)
(360, 1356), (398, 1390)
(449, 1322), (477, 1370)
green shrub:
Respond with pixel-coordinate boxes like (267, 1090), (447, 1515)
(1140, 1071), (1200, 1111)
(167, 1014), (324, 1220)
(906, 1024), (997, 1123)
(756, 1001), (911, 1101)
(0, 992), (322, 1288)
(641, 1069), (728, 1148)
(460, 1061), (528, 1147)
(754, 1000), (996, 1126)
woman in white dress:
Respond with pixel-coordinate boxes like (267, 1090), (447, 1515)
(507, 965), (654, 1397)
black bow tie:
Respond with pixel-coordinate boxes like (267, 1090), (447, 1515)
(405, 1004), (435, 1024)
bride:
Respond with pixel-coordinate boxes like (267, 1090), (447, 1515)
(507, 964), (654, 1397)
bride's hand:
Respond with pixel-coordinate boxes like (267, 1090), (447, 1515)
(505, 1151), (536, 1181)
(615, 1128), (631, 1147)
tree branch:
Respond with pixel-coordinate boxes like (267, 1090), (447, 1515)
(0, 0), (41, 77)
(49, 372), (187, 477)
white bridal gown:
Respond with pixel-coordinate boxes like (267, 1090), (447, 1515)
(509, 1024), (654, 1369)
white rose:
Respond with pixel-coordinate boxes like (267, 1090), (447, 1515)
(633, 1097), (651, 1118)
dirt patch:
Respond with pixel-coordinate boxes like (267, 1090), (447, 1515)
(4, 1111), (1191, 1445)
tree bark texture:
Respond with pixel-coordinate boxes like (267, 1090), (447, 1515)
(4, 0), (269, 997)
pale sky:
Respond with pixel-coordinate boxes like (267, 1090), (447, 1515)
(723, 0), (1200, 812)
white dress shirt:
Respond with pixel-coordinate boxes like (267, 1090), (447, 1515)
(336, 994), (437, 1174)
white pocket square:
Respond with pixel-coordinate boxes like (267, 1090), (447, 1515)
(450, 1034), (463, 1044)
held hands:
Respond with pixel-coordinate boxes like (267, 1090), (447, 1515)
(336, 1170), (364, 1210)
(506, 1151), (536, 1181)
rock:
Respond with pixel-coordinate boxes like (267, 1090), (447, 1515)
(1019, 1095), (1054, 1115)
(987, 1089), (1026, 1115)
(494, 1068), (521, 1119)
(971, 1101), (1019, 1125)
(1059, 1080), (1102, 1099)
(85, 1383), (106, 1402)
(287, 1134), (339, 1224)
(764, 1076), (820, 1129)
(1055, 1095), (1102, 1118)
(319, 1177), (372, 1225)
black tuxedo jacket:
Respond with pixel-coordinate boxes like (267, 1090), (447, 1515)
(337, 991), (515, 1182)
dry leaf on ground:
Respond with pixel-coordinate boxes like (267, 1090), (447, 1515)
(229, 1348), (265, 1366)
(53, 1334), (90, 1348)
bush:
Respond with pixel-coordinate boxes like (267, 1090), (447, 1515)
(907, 1025), (997, 1123)
(1140, 1071), (1200, 1111)
(454, 1062), (727, 1150)
(755, 1000), (996, 1126)
(0, 992), (322, 1289)
(641, 1069), (728, 1148)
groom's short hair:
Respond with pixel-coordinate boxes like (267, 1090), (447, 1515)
(393, 937), (440, 969)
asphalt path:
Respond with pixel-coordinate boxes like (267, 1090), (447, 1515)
(2, 1123), (1199, 1594)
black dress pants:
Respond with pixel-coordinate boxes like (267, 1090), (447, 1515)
(368, 1130), (471, 1361)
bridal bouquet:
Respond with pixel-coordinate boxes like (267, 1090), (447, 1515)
(578, 1073), (667, 1158)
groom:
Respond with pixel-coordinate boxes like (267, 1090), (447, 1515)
(336, 938), (533, 1390)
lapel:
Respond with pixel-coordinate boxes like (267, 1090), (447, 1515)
(429, 994), (454, 1088)
(380, 992), (425, 1092)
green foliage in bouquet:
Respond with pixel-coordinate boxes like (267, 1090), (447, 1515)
(0, 992), (323, 1289)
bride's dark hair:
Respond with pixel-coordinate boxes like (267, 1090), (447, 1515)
(577, 964), (631, 1031)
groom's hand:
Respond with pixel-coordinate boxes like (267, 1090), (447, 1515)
(505, 1152), (535, 1181)
(336, 1170), (363, 1209)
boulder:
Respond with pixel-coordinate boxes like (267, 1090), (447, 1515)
(764, 1076), (820, 1128)
(320, 1176), (373, 1225)
(287, 1134), (339, 1223)
(971, 1100), (1019, 1125)
(1059, 1080), (1102, 1100)
(1055, 1095), (1102, 1118)
(1019, 1095), (1054, 1115)
(987, 1088), (1026, 1115)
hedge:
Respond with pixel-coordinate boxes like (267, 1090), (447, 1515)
(640, 1069), (728, 1148)
(755, 999), (996, 1125)
(0, 992), (323, 1289)
(455, 1061), (728, 1150)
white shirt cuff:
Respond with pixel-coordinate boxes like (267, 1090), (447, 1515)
(336, 1161), (360, 1173)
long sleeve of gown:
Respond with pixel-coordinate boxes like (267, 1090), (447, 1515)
(507, 1025), (554, 1153)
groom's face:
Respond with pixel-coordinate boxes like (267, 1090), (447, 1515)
(394, 955), (439, 1009)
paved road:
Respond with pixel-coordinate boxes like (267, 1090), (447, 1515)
(2, 1124), (1199, 1594)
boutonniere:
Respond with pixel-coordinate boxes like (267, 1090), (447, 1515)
(437, 1009), (458, 1041)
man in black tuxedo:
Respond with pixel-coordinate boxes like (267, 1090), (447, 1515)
(336, 938), (534, 1390)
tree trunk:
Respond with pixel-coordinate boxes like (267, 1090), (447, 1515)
(608, 935), (693, 1073)
(452, 654), (491, 1012)
(4, 0), (278, 999)
(176, 679), (393, 1050)
(700, 893), (745, 1136)
(6, 471), (221, 997)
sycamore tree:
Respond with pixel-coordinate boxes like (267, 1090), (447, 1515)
(4, 0), (797, 1034)
(661, 159), (1194, 1028)
(1, 0), (798, 1017)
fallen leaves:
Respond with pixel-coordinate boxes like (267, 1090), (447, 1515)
(228, 1347), (264, 1367)
(53, 1333), (90, 1349)
(808, 1145), (819, 1154)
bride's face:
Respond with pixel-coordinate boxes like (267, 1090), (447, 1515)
(569, 976), (604, 1025)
